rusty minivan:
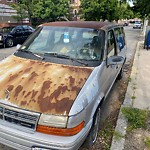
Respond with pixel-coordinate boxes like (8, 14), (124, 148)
(0, 21), (126, 150)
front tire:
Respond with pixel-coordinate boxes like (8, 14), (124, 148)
(82, 107), (101, 148)
(117, 64), (125, 80)
(5, 38), (14, 47)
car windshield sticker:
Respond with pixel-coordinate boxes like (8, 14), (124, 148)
(60, 47), (68, 53)
(63, 32), (69, 43)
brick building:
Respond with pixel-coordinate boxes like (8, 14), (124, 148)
(0, 0), (17, 23)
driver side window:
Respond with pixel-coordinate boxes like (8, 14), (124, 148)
(15, 26), (23, 33)
(107, 30), (116, 58)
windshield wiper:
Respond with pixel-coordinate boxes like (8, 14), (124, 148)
(19, 49), (44, 60)
(44, 52), (88, 66)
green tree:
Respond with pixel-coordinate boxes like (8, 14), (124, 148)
(118, 2), (134, 20)
(80, 0), (119, 21)
(11, 0), (28, 23)
(32, 0), (69, 22)
(80, 0), (133, 21)
(132, 0), (150, 19)
(11, 0), (70, 26)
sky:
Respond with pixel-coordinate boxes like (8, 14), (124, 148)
(128, 0), (134, 7)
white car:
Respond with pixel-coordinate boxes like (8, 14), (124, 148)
(133, 21), (142, 29)
(0, 21), (127, 150)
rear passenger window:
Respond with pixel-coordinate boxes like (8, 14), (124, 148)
(114, 27), (125, 50)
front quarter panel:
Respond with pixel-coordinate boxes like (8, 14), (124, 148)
(69, 63), (106, 125)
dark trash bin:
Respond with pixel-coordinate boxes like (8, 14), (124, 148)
(146, 31), (150, 50)
(144, 30), (150, 50)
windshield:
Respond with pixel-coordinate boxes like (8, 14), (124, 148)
(19, 26), (105, 61)
(135, 22), (141, 24)
(0, 27), (14, 33)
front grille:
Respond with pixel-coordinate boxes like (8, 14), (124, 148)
(0, 104), (40, 131)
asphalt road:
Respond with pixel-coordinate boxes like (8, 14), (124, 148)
(124, 25), (143, 62)
(0, 25), (142, 150)
(0, 46), (16, 61)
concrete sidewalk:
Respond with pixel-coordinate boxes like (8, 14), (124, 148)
(110, 40), (150, 150)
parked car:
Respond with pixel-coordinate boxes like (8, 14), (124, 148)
(123, 22), (129, 26)
(0, 25), (35, 47)
(0, 21), (126, 150)
(133, 21), (142, 29)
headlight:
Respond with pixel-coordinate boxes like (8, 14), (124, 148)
(38, 114), (68, 128)
(36, 112), (85, 136)
(0, 36), (2, 41)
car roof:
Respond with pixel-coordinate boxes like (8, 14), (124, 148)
(40, 21), (120, 30)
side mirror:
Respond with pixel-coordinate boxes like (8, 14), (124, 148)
(107, 56), (124, 65)
(16, 44), (21, 50)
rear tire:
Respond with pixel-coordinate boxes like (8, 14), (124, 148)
(5, 38), (14, 47)
(82, 107), (101, 148)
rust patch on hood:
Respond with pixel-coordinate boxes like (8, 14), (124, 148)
(0, 55), (93, 115)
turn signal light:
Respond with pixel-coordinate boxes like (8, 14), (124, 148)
(36, 121), (85, 136)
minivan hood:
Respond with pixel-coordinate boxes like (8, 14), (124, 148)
(0, 55), (93, 115)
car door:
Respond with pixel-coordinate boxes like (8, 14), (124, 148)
(104, 29), (119, 93)
(98, 29), (118, 96)
(12, 26), (25, 44)
(23, 25), (34, 40)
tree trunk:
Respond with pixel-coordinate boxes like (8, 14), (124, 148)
(148, 19), (150, 25)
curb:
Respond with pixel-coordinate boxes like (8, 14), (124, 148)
(110, 41), (143, 150)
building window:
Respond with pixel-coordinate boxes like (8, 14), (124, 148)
(70, 0), (75, 3)
(7, 0), (13, 2)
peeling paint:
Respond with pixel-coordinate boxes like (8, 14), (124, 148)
(0, 55), (93, 115)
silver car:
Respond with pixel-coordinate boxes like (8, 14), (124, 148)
(133, 21), (142, 29)
(0, 21), (126, 150)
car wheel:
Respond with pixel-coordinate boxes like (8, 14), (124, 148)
(82, 107), (101, 148)
(5, 38), (14, 47)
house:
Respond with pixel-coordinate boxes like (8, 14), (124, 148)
(0, 0), (17, 23)
(69, 0), (80, 21)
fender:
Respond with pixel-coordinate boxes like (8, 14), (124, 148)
(69, 64), (105, 124)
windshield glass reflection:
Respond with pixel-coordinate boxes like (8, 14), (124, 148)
(20, 26), (105, 61)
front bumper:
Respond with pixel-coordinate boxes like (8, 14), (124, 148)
(0, 120), (92, 150)
(133, 26), (141, 29)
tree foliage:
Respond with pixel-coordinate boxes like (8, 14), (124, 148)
(80, 0), (133, 21)
(132, 0), (150, 18)
(11, 0), (70, 26)
(32, 0), (69, 22)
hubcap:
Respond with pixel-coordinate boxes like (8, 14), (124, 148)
(7, 39), (13, 47)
